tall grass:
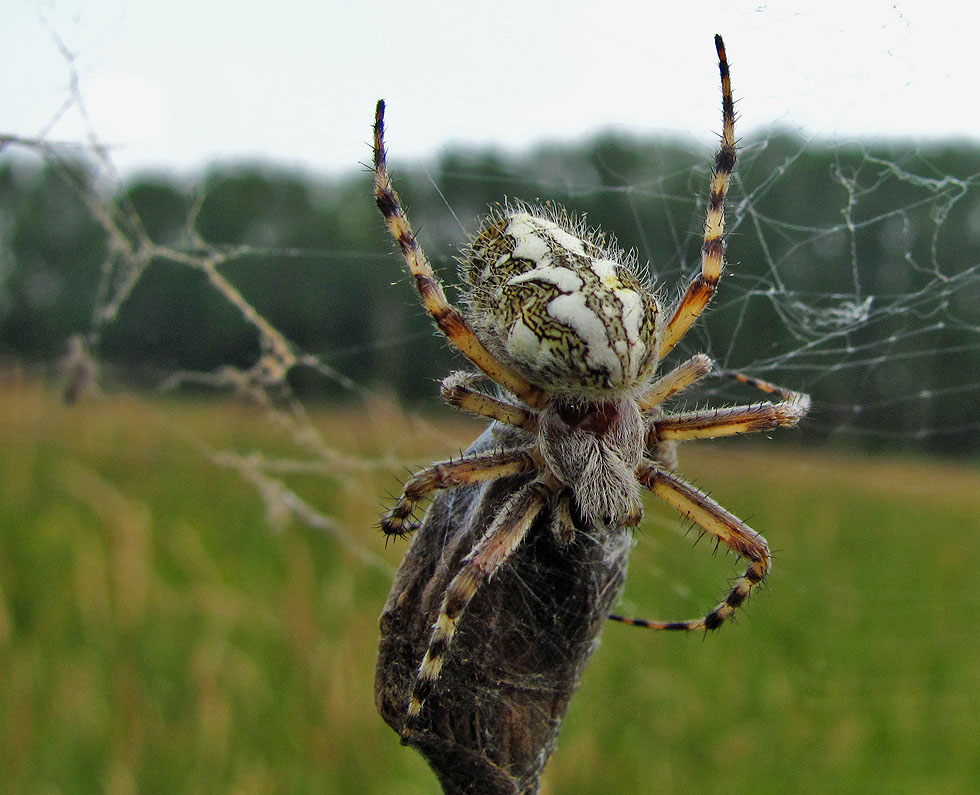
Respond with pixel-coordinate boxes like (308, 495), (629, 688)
(1, 380), (978, 793)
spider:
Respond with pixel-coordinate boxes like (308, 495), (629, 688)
(373, 35), (810, 742)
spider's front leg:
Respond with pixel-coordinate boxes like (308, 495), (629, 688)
(401, 476), (557, 740)
(373, 101), (545, 410)
(382, 447), (539, 538)
(610, 462), (770, 631)
(658, 35), (737, 360)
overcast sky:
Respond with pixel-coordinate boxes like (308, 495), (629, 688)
(4, 0), (978, 178)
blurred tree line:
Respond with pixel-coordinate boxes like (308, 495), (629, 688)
(1, 132), (978, 456)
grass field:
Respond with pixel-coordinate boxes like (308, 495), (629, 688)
(1, 379), (979, 794)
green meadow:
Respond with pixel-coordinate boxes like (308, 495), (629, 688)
(2, 380), (979, 794)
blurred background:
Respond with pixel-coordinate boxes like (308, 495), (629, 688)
(2, 1), (979, 793)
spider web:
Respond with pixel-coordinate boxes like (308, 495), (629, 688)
(4, 16), (980, 791)
(383, 132), (980, 454)
(691, 138), (980, 451)
(0, 12), (980, 784)
(4, 64), (979, 568)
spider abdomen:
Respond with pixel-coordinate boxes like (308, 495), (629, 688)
(538, 398), (644, 527)
(462, 208), (661, 398)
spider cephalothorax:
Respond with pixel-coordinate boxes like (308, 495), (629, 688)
(537, 397), (645, 528)
(373, 35), (810, 743)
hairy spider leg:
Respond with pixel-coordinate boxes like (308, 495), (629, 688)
(717, 369), (812, 405)
(381, 447), (539, 538)
(610, 463), (770, 631)
(548, 491), (577, 546)
(373, 102), (545, 410)
(440, 372), (538, 430)
(637, 353), (714, 410)
(651, 397), (807, 443)
(649, 367), (811, 442)
(402, 478), (555, 740)
(658, 35), (736, 360)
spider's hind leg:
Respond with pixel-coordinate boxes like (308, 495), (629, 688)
(610, 462), (770, 631)
(402, 478), (555, 740)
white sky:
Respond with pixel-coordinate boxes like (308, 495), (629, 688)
(3, 0), (978, 178)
